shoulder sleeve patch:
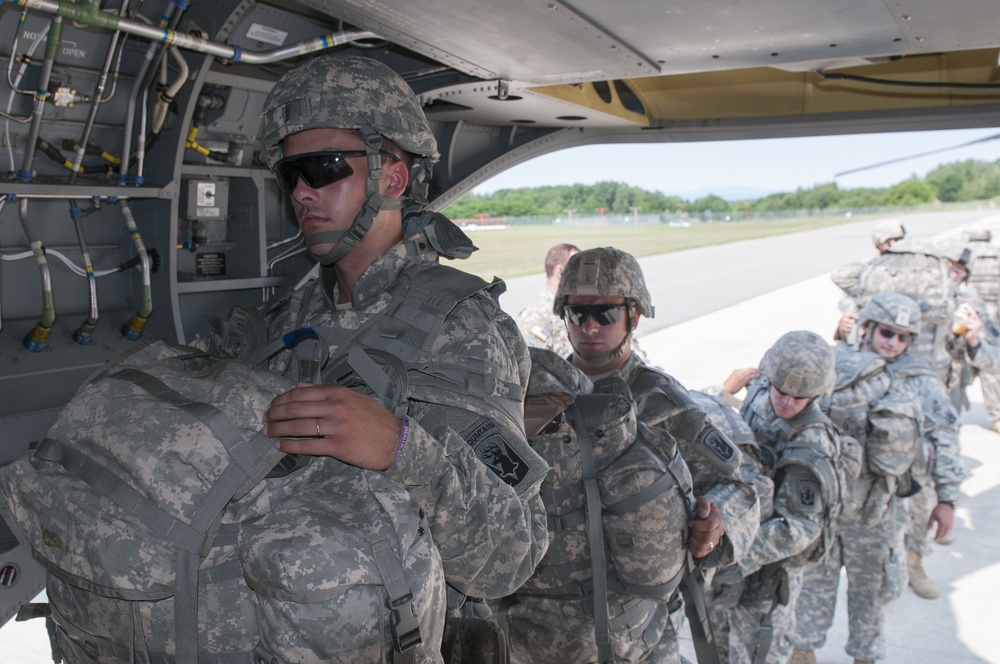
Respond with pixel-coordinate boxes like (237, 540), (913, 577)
(466, 418), (529, 487)
(529, 324), (550, 343)
(695, 423), (740, 475)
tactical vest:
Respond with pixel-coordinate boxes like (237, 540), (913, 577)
(277, 260), (526, 438)
(740, 382), (851, 565)
(0, 337), (443, 664)
(854, 242), (956, 381)
(506, 349), (696, 663)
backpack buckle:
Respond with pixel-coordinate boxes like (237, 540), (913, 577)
(389, 594), (422, 653)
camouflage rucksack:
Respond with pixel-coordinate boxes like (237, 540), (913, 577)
(0, 333), (444, 664)
(502, 349), (695, 663)
(820, 345), (921, 525)
(851, 239), (956, 380)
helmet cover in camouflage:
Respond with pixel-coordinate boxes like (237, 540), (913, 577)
(553, 247), (654, 318)
(762, 330), (835, 398)
(961, 227), (991, 243)
(259, 54), (439, 169)
(938, 239), (972, 266)
(871, 220), (906, 247)
(857, 291), (922, 337)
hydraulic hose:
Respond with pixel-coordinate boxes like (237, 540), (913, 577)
(18, 198), (55, 351)
(120, 200), (153, 339)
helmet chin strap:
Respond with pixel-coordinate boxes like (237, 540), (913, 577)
(307, 127), (409, 266)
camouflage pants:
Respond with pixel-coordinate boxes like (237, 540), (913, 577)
(709, 566), (804, 664)
(979, 369), (1000, 425)
(789, 499), (907, 661)
(906, 465), (937, 556)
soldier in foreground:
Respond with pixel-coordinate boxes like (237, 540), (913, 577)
(257, 54), (550, 658)
(710, 331), (848, 663)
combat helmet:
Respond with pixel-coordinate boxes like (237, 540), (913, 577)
(259, 54), (438, 265)
(761, 330), (835, 399)
(553, 247), (654, 318)
(872, 220), (906, 248)
(857, 292), (922, 338)
(961, 227), (991, 243)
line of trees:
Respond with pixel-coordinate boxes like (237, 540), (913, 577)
(443, 158), (1000, 219)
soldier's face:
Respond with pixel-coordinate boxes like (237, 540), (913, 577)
(281, 128), (380, 258)
(871, 324), (910, 360)
(565, 294), (632, 373)
(768, 385), (811, 420)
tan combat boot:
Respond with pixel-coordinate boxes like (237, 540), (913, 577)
(907, 549), (940, 599)
(789, 649), (817, 664)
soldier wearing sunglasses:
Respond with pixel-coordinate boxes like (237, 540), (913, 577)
(254, 54), (550, 657)
(551, 247), (758, 662)
(853, 293), (966, 605)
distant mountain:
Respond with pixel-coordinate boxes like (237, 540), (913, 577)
(676, 186), (780, 202)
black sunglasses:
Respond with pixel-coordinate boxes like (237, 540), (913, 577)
(273, 150), (399, 193)
(563, 303), (627, 327)
(876, 326), (911, 344)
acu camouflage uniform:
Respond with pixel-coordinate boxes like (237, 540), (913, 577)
(693, 390), (775, 664)
(608, 352), (758, 663)
(955, 230), (1000, 426)
(256, 54), (550, 660)
(535, 247), (758, 662)
(791, 344), (921, 662)
(832, 238), (960, 383)
(502, 349), (696, 663)
(723, 333), (846, 664)
(265, 216), (550, 599)
(517, 288), (574, 358)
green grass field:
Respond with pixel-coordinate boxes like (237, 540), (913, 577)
(456, 216), (876, 280)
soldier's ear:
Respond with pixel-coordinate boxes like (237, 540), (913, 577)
(383, 158), (410, 199)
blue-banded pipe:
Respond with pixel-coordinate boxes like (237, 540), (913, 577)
(17, 14), (61, 183)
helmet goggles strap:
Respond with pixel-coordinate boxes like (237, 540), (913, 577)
(309, 127), (410, 266)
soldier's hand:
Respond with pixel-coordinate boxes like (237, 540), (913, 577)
(688, 497), (725, 558)
(928, 501), (956, 541)
(266, 383), (402, 471)
(722, 368), (759, 395)
(837, 312), (856, 339)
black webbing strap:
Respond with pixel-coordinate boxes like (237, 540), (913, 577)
(680, 552), (720, 664)
(570, 402), (615, 663)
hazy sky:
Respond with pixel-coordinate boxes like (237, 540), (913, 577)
(471, 128), (1000, 199)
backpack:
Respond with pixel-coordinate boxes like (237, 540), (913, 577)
(0, 334), (445, 664)
(821, 345), (921, 524)
(503, 349), (695, 663)
(741, 381), (860, 566)
(852, 239), (956, 380)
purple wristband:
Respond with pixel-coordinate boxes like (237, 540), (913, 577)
(393, 417), (409, 465)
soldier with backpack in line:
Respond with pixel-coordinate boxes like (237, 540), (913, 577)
(2, 54), (551, 663)
(787, 298), (924, 664)
(842, 294), (968, 603)
(832, 220), (906, 343)
(710, 331), (858, 664)
(500, 247), (758, 663)
(956, 227), (1000, 432)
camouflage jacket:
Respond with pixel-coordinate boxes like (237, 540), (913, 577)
(885, 354), (966, 504)
(516, 288), (574, 358)
(610, 352), (759, 569)
(737, 379), (839, 576)
(264, 217), (550, 598)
